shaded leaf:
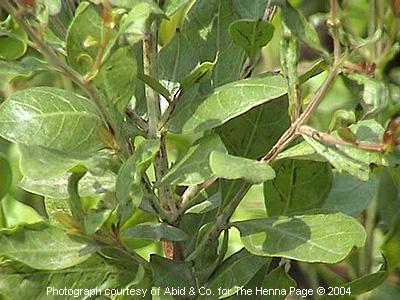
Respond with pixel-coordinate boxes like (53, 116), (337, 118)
(95, 47), (137, 112)
(158, 0), (245, 88)
(210, 151), (275, 183)
(123, 223), (189, 241)
(229, 19), (274, 61)
(323, 171), (376, 216)
(116, 139), (159, 226)
(233, 0), (270, 19)
(0, 254), (141, 300)
(198, 248), (268, 299)
(320, 263), (387, 299)
(0, 223), (99, 270)
(167, 74), (287, 133)
(382, 213), (400, 271)
(161, 134), (226, 186)
(233, 212), (366, 263)
(258, 266), (296, 300)
(150, 254), (196, 291)
(0, 87), (103, 156)
(264, 160), (332, 216)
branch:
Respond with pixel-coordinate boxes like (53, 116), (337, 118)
(126, 108), (148, 132)
(328, 0), (341, 61)
(299, 125), (384, 152)
(143, 22), (178, 217)
(262, 61), (343, 162)
(186, 183), (251, 261)
(178, 177), (217, 214)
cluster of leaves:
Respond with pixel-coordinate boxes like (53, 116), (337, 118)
(0, 0), (399, 299)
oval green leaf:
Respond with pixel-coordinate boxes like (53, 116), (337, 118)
(0, 87), (104, 156)
(233, 212), (366, 264)
(167, 74), (287, 133)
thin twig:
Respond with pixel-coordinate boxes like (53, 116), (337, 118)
(186, 183), (251, 261)
(178, 177), (217, 214)
(298, 125), (384, 152)
(126, 108), (148, 132)
(262, 60), (343, 162)
(328, 0), (341, 61)
(143, 21), (178, 217)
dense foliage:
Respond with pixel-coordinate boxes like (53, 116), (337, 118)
(0, 0), (399, 299)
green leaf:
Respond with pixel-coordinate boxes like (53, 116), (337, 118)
(217, 98), (289, 160)
(116, 139), (159, 226)
(186, 192), (221, 214)
(117, 1), (165, 46)
(278, 1), (329, 59)
(164, 0), (193, 16)
(347, 73), (389, 116)
(0, 254), (141, 300)
(216, 99), (289, 207)
(264, 160), (332, 216)
(229, 20), (274, 62)
(180, 60), (216, 92)
(320, 263), (387, 300)
(323, 171), (376, 216)
(0, 87), (104, 156)
(377, 168), (400, 227)
(66, 2), (110, 74)
(257, 266), (296, 300)
(123, 223), (189, 241)
(233, 0), (270, 19)
(95, 47), (137, 112)
(302, 120), (388, 181)
(18, 145), (82, 179)
(0, 223), (98, 270)
(276, 141), (326, 161)
(167, 74), (287, 133)
(18, 145), (110, 180)
(83, 208), (113, 235)
(210, 151), (275, 184)
(233, 212), (366, 263)
(158, 0), (245, 88)
(39, 0), (62, 16)
(161, 134), (226, 186)
(0, 57), (48, 89)
(19, 170), (115, 199)
(0, 153), (12, 200)
(0, 195), (43, 228)
(0, 16), (28, 60)
(382, 214), (400, 271)
(150, 254), (196, 290)
(198, 248), (268, 299)
(138, 73), (171, 100)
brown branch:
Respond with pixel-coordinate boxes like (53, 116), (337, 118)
(299, 125), (384, 152)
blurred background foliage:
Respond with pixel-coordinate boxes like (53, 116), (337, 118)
(0, 0), (400, 298)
